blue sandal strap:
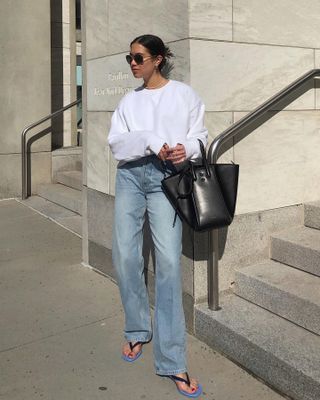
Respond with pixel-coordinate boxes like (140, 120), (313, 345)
(129, 341), (143, 351)
(169, 373), (191, 386)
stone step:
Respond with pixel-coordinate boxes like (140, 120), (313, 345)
(52, 146), (82, 181)
(233, 260), (320, 335)
(56, 170), (82, 191)
(270, 226), (320, 277)
(37, 184), (82, 215)
(52, 146), (82, 157)
(20, 195), (78, 219)
(305, 201), (320, 230)
(195, 294), (320, 400)
(19, 196), (82, 236)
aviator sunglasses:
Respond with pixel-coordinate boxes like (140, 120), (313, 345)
(125, 53), (155, 65)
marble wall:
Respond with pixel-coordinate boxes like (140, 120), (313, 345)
(233, 0), (320, 48)
(0, 0), (52, 198)
(85, 4), (320, 212)
(85, 0), (188, 60)
(83, 1), (320, 306)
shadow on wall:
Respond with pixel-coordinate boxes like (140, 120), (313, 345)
(50, 0), (64, 149)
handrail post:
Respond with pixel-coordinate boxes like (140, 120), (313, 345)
(205, 69), (320, 311)
(21, 128), (28, 200)
(208, 229), (220, 310)
(21, 99), (81, 200)
(207, 143), (220, 310)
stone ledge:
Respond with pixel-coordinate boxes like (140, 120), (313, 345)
(234, 260), (320, 335)
(195, 294), (320, 400)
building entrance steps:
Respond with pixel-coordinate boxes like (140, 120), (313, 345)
(195, 199), (320, 400)
(195, 294), (320, 400)
(234, 260), (320, 335)
(56, 170), (82, 191)
(23, 146), (83, 236)
(271, 225), (320, 277)
(0, 199), (285, 400)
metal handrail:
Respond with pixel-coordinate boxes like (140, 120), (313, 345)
(21, 99), (81, 200)
(206, 68), (320, 311)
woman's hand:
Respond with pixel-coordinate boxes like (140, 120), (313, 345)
(166, 143), (186, 164)
(158, 143), (170, 161)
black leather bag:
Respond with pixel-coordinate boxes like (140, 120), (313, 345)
(161, 140), (239, 232)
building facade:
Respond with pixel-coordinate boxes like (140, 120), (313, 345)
(2, 2), (320, 399)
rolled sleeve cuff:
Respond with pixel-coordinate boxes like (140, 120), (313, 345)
(184, 140), (200, 159)
(147, 136), (165, 156)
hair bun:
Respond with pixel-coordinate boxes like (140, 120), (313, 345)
(164, 45), (174, 59)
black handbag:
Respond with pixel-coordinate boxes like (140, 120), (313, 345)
(161, 140), (239, 232)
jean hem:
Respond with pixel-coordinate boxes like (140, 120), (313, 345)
(156, 368), (187, 376)
(124, 334), (152, 343)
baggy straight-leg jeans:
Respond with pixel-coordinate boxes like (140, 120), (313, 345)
(112, 155), (187, 376)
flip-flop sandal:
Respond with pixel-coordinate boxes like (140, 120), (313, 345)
(165, 373), (202, 398)
(121, 341), (143, 362)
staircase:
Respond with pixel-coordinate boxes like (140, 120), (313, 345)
(195, 201), (320, 400)
(21, 147), (82, 236)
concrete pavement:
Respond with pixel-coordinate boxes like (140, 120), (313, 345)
(0, 199), (286, 400)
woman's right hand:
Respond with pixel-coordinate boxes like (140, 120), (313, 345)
(158, 143), (170, 161)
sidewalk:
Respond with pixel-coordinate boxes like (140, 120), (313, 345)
(0, 199), (286, 400)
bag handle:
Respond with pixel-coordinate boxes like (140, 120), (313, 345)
(176, 140), (210, 197)
(177, 165), (193, 198)
(198, 139), (211, 177)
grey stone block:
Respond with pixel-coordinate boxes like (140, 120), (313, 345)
(85, 0), (188, 60)
(1, 0), (51, 154)
(52, 147), (82, 157)
(37, 183), (82, 215)
(52, 147), (82, 181)
(0, 152), (51, 199)
(195, 294), (320, 400)
(234, 260), (320, 335)
(87, 188), (114, 249)
(271, 226), (320, 276)
(56, 170), (82, 190)
(88, 240), (114, 279)
(304, 201), (320, 230)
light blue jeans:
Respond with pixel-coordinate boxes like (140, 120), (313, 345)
(112, 155), (187, 376)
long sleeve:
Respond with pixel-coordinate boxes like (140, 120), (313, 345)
(182, 100), (208, 160)
(107, 103), (164, 162)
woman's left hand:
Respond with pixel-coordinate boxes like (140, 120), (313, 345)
(166, 143), (186, 164)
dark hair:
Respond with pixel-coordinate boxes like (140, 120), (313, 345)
(130, 34), (174, 78)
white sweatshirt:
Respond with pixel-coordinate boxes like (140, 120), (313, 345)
(107, 79), (208, 163)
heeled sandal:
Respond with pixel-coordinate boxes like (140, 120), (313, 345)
(165, 372), (202, 398)
(121, 341), (144, 362)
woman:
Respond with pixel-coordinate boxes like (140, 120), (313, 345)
(107, 34), (208, 398)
